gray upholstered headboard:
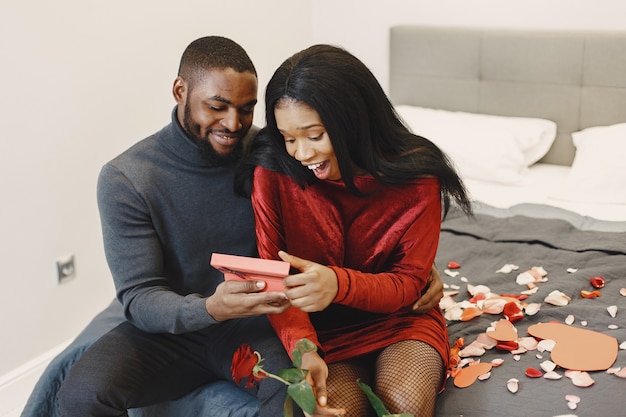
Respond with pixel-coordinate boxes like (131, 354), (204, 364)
(389, 25), (626, 165)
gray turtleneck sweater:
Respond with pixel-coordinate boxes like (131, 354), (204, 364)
(97, 108), (258, 333)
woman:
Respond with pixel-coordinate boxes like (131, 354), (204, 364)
(240, 44), (472, 416)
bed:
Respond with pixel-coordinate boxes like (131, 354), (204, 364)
(390, 25), (626, 416)
(21, 26), (626, 417)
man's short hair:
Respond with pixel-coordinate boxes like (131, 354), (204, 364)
(178, 36), (257, 86)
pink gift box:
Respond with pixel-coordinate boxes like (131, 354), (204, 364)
(210, 253), (289, 292)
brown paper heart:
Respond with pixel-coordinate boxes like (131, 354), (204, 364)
(486, 319), (518, 341)
(527, 322), (618, 371)
(453, 362), (493, 388)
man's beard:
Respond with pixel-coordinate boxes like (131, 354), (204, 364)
(182, 102), (243, 166)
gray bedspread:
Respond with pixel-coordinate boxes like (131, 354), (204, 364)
(434, 204), (626, 417)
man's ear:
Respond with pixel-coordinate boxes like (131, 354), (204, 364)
(172, 76), (186, 104)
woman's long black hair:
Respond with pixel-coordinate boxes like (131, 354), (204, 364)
(236, 44), (472, 218)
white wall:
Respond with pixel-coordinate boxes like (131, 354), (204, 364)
(0, 0), (313, 377)
(2, 0), (626, 379)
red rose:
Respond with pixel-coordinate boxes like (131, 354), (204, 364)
(231, 344), (267, 388)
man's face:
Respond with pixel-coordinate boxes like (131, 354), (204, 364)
(175, 68), (257, 163)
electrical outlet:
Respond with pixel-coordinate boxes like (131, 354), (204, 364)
(56, 254), (76, 283)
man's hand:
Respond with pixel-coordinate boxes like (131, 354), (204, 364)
(205, 280), (290, 321)
(412, 265), (444, 313)
(279, 251), (338, 312)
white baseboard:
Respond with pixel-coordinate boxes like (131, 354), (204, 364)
(0, 341), (71, 416)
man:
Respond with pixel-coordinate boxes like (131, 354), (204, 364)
(57, 36), (443, 417)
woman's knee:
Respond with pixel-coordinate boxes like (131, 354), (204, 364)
(375, 340), (442, 416)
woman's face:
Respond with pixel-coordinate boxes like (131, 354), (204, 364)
(275, 99), (341, 181)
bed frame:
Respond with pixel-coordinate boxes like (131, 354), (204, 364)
(389, 25), (626, 417)
(389, 25), (626, 165)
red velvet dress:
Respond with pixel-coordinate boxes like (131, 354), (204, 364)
(252, 166), (449, 369)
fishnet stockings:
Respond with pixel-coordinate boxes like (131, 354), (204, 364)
(326, 355), (375, 417)
(325, 340), (443, 417)
(376, 340), (443, 417)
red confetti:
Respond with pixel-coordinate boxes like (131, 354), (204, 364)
(589, 276), (605, 289)
(496, 340), (519, 351)
(581, 290), (602, 299)
(500, 293), (529, 301)
(447, 261), (461, 269)
(503, 301), (524, 323)
(525, 367), (543, 378)
(469, 293), (486, 303)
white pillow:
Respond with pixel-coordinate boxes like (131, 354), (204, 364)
(553, 123), (626, 204)
(395, 105), (557, 184)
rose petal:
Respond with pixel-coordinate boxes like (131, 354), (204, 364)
(566, 370), (595, 387)
(524, 302), (541, 315)
(503, 301), (524, 323)
(496, 264), (519, 273)
(444, 269), (460, 277)
(615, 367), (626, 378)
(511, 346), (528, 355)
(565, 394), (580, 404)
(544, 290), (570, 306)
(581, 290), (602, 299)
(537, 339), (556, 352)
(475, 333), (498, 349)
(589, 276), (605, 289)
(491, 358), (504, 367)
(444, 305), (463, 321)
(477, 371), (491, 381)
(496, 340), (519, 351)
(507, 378), (519, 393)
(518, 336), (538, 351)
(565, 314), (575, 325)
(482, 298), (507, 314)
(439, 295), (458, 311)
(540, 360), (556, 373)
(543, 371), (563, 380)
(521, 287), (539, 295)
(608, 305), (618, 318)
(621, 288), (626, 297)
(467, 284), (491, 296)
(532, 266), (548, 277)
(516, 271), (536, 285)
(459, 341), (487, 358)
(525, 367), (543, 378)
(471, 293), (488, 304)
(447, 261), (461, 269)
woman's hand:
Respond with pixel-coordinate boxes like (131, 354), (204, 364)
(412, 264), (444, 313)
(279, 251), (338, 312)
(300, 351), (346, 417)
